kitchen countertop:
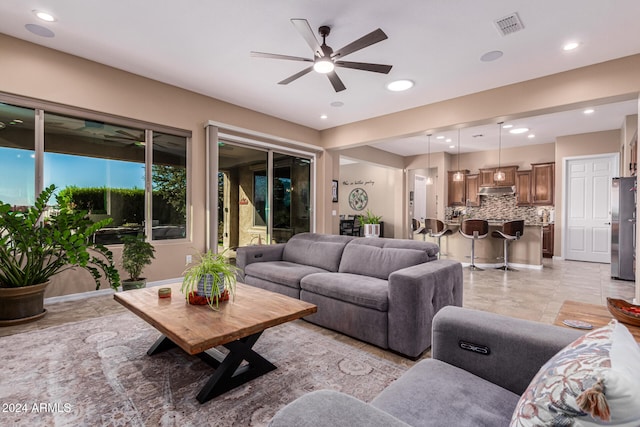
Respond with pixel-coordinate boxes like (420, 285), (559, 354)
(444, 220), (553, 227)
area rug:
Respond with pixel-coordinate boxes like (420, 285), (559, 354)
(0, 313), (409, 426)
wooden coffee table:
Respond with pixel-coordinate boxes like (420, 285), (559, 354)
(554, 300), (640, 343)
(114, 282), (317, 403)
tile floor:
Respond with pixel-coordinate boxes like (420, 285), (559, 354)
(0, 258), (636, 366)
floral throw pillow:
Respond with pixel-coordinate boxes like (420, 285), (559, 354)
(510, 320), (640, 426)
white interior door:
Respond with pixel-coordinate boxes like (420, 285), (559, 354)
(414, 175), (427, 223)
(565, 154), (617, 262)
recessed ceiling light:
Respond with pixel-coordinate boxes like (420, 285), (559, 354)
(330, 101), (344, 107)
(33, 10), (56, 22)
(320, 114), (328, 120)
(386, 80), (414, 92)
(563, 42), (579, 51)
(449, 145), (455, 149)
(583, 109), (595, 114)
(528, 134), (535, 139)
(480, 50), (503, 62)
(436, 135), (445, 140)
(509, 127), (529, 134)
(446, 138), (452, 143)
(502, 124), (513, 129)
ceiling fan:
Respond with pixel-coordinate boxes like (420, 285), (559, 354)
(251, 19), (392, 92)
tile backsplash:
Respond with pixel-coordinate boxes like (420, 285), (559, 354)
(445, 194), (553, 223)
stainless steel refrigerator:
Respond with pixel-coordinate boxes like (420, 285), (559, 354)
(611, 176), (636, 281)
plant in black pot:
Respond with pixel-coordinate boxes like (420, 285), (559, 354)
(0, 185), (120, 325)
(181, 249), (239, 310)
(121, 234), (155, 291)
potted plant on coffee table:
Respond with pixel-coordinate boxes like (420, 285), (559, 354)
(0, 185), (120, 325)
(181, 249), (239, 309)
(359, 209), (382, 238)
(121, 234), (155, 291)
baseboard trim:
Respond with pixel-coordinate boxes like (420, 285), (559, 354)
(45, 277), (184, 304)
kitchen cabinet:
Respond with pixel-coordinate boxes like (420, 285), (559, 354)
(516, 170), (532, 206)
(465, 174), (480, 206)
(542, 224), (554, 258)
(531, 162), (555, 205)
(478, 166), (518, 187)
(447, 170), (469, 206)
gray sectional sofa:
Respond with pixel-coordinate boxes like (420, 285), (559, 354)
(269, 306), (584, 427)
(236, 232), (463, 358)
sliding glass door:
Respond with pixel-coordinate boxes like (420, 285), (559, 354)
(217, 141), (312, 252)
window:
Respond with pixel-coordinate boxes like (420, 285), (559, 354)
(0, 98), (190, 244)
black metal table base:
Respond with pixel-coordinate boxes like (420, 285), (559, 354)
(147, 331), (277, 404)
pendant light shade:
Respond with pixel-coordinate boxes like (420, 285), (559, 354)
(426, 133), (433, 185)
(452, 128), (464, 182)
(494, 122), (506, 182)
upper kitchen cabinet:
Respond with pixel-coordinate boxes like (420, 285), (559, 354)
(465, 173), (480, 207)
(516, 170), (532, 206)
(478, 166), (518, 187)
(448, 170), (469, 206)
(531, 162), (555, 205)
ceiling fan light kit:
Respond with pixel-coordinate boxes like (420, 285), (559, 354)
(251, 18), (392, 92)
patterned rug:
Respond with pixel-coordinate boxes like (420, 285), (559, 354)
(0, 313), (409, 426)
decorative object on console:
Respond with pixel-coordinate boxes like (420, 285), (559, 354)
(494, 122), (506, 182)
(359, 209), (382, 238)
(181, 249), (239, 309)
(452, 128), (464, 182)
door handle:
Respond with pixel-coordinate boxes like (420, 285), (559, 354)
(604, 222), (611, 225)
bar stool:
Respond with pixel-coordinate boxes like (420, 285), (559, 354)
(492, 220), (525, 271)
(459, 219), (489, 270)
(425, 218), (452, 259)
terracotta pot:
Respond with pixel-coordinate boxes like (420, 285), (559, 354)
(0, 281), (49, 326)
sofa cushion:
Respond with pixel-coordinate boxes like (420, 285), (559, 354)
(283, 238), (349, 272)
(301, 272), (389, 311)
(371, 358), (520, 427)
(510, 320), (640, 427)
(339, 244), (428, 280)
(350, 237), (440, 259)
(244, 261), (328, 289)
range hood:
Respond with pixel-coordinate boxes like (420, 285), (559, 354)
(478, 186), (516, 196)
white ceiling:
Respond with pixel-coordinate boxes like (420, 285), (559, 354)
(0, 0), (638, 156)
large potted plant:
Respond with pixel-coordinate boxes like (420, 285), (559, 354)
(359, 209), (382, 238)
(121, 234), (155, 291)
(0, 185), (120, 325)
(181, 249), (239, 309)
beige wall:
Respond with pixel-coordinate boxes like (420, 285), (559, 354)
(555, 130), (621, 258)
(0, 34), (321, 297)
(339, 162), (399, 238)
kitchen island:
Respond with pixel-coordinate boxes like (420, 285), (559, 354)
(417, 220), (550, 269)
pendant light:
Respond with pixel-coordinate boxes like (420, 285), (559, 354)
(426, 133), (433, 185)
(452, 128), (464, 182)
(494, 122), (506, 182)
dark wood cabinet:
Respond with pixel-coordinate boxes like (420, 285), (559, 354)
(447, 170), (469, 206)
(478, 166), (518, 187)
(516, 170), (532, 206)
(532, 162), (555, 205)
(542, 224), (554, 258)
(465, 174), (480, 206)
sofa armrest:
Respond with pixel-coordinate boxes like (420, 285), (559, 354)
(431, 306), (584, 395)
(236, 244), (286, 272)
(387, 259), (463, 358)
(269, 390), (410, 427)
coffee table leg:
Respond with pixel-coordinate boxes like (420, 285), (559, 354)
(146, 334), (177, 356)
(196, 331), (277, 404)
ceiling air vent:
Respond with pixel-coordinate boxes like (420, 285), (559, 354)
(494, 12), (524, 36)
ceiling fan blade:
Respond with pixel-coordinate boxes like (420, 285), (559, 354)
(332, 28), (388, 59)
(291, 18), (323, 57)
(327, 71), (346, 92)
(335, 61), (392, 74)
(250, 51), (313, 63)
(278, 66), (314, 85)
